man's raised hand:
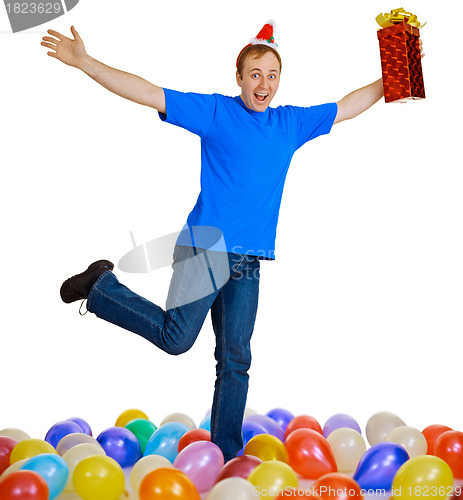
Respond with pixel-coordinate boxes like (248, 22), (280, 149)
(41, 26), (87, 68)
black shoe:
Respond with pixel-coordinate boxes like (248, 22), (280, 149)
(60, 259), (114, 303)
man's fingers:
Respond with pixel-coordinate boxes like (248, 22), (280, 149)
(41, 41), (57, 51)
(47, 29), (68, 41)
(42, 36), (58, 45)
(70, 26), (81, 41)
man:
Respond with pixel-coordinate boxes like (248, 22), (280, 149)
(41, 21), (421, 461)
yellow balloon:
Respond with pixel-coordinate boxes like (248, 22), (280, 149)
(247, 460), (298, 497)
(327, 428), (366, 472)
(391, 455), (454, 500)
(9, 438), (57, 464)
(73, 455), (125, 500)
(244, 434), (289, 463)
(115, 408), (149, 427)
(63, 443), (107, 491)
(130, 454), (173, 494)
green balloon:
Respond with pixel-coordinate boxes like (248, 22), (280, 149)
(125, 419), (157, 454)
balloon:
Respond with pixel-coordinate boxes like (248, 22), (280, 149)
(0, 437), (18, 475)
(125, 418), (157, 454)
(244, 434), (289, 463)
(323, 414), (362, 438)
(0, 429), (30, 443)
(56, 433), (103, 456)
(144, 422), (189, 463)
(72, 455), (125, 500)
(239, 419), (268, 455)
(391, 455), (454, 500)
(207, 477), (256, 499)
(285, 415), (323, 439)
(434, 431), (463, 479)
(115, 408), (149, 428)
(178, 428), (211, 453)
(199, 414), (211, 432)
(45, 421), (84, 449)
(385, 426), (428, 459)
(173, 441), (224, 492)
(312, 473), (363, 500)
(422, 425), (453, 455)
(244, 407), (259, 419)
(130, 455), (173, 495)
(67, 418), (92, 436)
(139, 467), (200, 500)
(245, 415), (285, 442)
(96, 426), (141, 468)
(266, 408), (295, 433)
(247, 460), (298, 495)
(10, 439), (57, 464)
(62, 443), (106, 491)
(0, 470), (48, 500)
(327, 428), (366, 473)
(285, 428), (337, 479)
(215, 455), (262, 482)
(353, 442), (409, 490)
(160, 413), (196, 430)
(1, 459), (28, 478)
(19, 453), (68, 500)
(366, 412), (405, 446)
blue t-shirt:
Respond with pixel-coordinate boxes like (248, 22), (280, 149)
(159, 89), (337, 259)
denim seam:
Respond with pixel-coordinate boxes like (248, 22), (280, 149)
(87, 270), (112, 309)
(212, 290), (226, 440)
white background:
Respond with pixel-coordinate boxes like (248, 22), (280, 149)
(0, 0), (461, 442)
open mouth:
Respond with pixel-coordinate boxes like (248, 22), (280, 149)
(254, 92), (269, 102)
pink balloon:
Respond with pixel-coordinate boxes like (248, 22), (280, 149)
(173, 441), (224, 492)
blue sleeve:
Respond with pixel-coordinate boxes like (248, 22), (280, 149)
(158, 88), (217, 138)
(293, 102), (338, 150)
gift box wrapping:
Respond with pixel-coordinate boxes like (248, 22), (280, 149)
(377, 19), (425, 103)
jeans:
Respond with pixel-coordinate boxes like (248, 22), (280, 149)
(86, 245), (260, 461)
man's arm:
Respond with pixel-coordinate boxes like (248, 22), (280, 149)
(41, 26), (166, 113)
(333, 78), (383, 125)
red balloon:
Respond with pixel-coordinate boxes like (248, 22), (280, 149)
(435, 430), (463, 479)
(177, 429), (211, 453)
(422, 425), (453, 455)
(0, 437), (18, 475)
(312, 473), (363, 500)
(285, 428), (337, 479)
(0, 470), (48, 500)
(285, 415), (323, 440)
(215, 455), (262, 482)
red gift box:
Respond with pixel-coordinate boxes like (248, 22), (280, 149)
(377, 11), (425, 103)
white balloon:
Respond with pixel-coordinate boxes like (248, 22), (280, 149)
(366, 412), (406, 446)
(0, 428), (30, 442)
(160, 413), (196, 429)
(130, 454), (173, 495)
(207, 477), (257, 500)
(244, 407), (258, 419)
(0, 459), (28, 478)
(62, 443), (106, 491)
(56, 433), (103, 456)
(385, 425), (427, 458)
(327, 428), (366, 472)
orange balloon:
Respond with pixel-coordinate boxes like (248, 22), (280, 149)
(422, 425), (453, 455)
(139, 467), (200, 500)
(177, 429), (210, 453)
(285, 429), (337, 479)
(312, 473), (363, 500)
(434, 431), (463, 479)
(285, 415), (323, 440)
(278, 488), (315, 497)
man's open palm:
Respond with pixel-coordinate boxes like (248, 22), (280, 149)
(41, 26), (87, 68)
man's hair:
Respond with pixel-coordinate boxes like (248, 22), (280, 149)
(236, 44), (282, 79)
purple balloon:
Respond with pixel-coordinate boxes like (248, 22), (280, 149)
(323, 413), (362, 438)
(97, 426), (141, 468)
(244, 415), (285, 442)
(266, 408), (295, 432)
(45, 420), (84, 448)
(353, 442), (409, 490)
(173, 441), (224, 493)
(238, 419), (267, 456)
(67, 417), (92, 436)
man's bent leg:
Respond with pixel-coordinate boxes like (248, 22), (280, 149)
(209, 254), (260, 461)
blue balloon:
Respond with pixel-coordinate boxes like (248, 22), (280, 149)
(353, 442), (409, 490)
(67, 417), (92, 436)
(199, 414), (211, 432)
(245, 415), (285, 442)
(266, 408), (295, 433)
(45, 420), (84, 448)
(144, 422), (189, 463)
(20, 453), (68, 500)
(323, 413), (362, 438)
(237, 419), (268, 456)
(97, 426), (141, 468)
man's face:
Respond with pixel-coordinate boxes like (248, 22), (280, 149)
(236, 51), (280, 112)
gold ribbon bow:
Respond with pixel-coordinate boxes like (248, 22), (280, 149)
(376, 7), (426, 30)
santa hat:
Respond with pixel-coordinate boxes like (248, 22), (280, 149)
(236, 20), (278, 67)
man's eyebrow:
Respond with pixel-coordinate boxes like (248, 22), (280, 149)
(249, 68), (279, 72)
